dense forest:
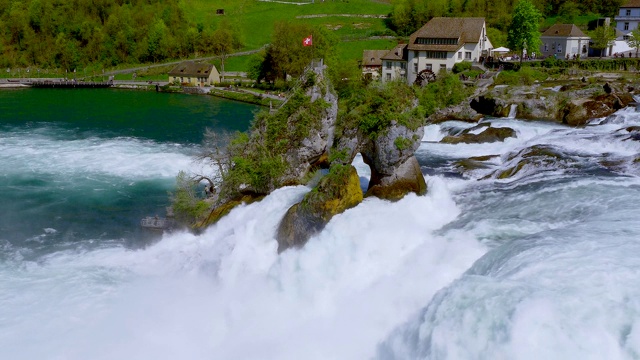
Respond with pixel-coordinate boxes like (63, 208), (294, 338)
(387, 0), (623, 38)
(0, 0), (231, 69)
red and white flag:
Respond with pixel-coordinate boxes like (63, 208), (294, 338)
(303, 35), (313, 47)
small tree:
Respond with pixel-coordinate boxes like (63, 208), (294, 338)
(507, 0), (543, 64)
(211, 20), (242, 82)
(591, 25), (617, 58)
(626, 27), (640, 57)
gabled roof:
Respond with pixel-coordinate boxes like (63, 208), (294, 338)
(621, 0), (640, 8)
(362, 50), (388, 66)
(408, 17), (485, 52)
(381, 44), (407, 61)
(168, 61), (215, 77)
(541, 24), (589, 38)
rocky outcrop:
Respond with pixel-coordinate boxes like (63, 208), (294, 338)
(465, 82), (635, 125)
(277, 164), (363, 252)
(427, 102), (483, 123)
(200, 68), (428, 251)
(441, 124), (516, 144)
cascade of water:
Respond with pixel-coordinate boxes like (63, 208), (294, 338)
(508, 103), (517, 118)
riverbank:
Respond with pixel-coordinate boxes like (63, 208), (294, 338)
(0, 78), (282, 107)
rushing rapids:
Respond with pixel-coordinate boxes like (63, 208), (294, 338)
(1, 88), (640, 359)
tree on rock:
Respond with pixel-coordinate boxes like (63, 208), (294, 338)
(507, 0), (542, 64)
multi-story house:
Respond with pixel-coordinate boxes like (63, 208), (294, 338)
(406, 17), (492, 84)
(615, 0), (640, 35)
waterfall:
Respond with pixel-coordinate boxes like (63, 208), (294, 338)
(507, 104), (517, 118)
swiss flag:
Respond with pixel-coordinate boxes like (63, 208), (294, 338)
(303, 35), (313, 47)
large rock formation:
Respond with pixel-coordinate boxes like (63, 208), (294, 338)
(195, 66), (429, 252)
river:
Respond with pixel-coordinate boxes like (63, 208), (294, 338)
(1, 88), (640, 359)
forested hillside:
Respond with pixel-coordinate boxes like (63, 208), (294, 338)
(0, 0), (214, 69)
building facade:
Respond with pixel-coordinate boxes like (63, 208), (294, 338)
(615, 0), (640, 35)
(168, 61), (220, 86)
(380, 44), (408, 82)
(540, 24), (590, 59)
(361, 50), (388, 80)
(406, 17), (492, 84)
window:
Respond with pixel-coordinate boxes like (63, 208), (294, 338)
(544, 43), (548, 51)
(400, 62), (406, 69)
(458, 51), (462, 59)
(425, 64), (432, 70)
(415, 37), (458, 45)
(557, 44), (562, 53)
(386, 61), (392, 70)
(414, 50), (419, 58)
(627, 9), (631, 16)
(625, 22), (630, 30)
(440, 64), (446, 70)
(424, 51), (447, 59)
(386, 73), (391, 81)
(465, 52), (472, 60)
(413, 62), (418, 72)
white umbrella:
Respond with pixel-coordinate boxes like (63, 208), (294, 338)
(493, 47), (510, 53)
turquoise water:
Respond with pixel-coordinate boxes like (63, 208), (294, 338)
(0, 89), (258, 254)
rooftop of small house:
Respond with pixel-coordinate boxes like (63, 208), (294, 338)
(541, 24), (589, 38)
(408, 17), (486, 52)
(381, 44), (407, 61)
(168, 61), (214, 77)
(362, 50), (388, 67)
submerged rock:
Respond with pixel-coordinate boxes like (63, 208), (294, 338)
(441, 126), (516, 144)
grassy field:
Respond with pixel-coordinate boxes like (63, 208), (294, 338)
(182, 0), (394, 54)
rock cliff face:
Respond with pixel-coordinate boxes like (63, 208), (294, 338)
(201, 66), (428, 252)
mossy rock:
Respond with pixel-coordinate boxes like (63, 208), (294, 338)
(196, 194), (263, 229)
(277, 164), (363, 252)
(365, 156), (427, 201)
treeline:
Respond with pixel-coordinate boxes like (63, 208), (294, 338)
(0, 0), (235, 69)
(388, 0), (623, 37)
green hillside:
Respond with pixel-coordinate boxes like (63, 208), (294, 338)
(0, 0), (393, 72)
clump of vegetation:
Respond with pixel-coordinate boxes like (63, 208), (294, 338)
(339, 80), (424, 139)
(394, 136), (413, 151)
(494, 67), (547, 86)
(415, 72), (470, 116)
(171, 171), (212, 225)
(452, 61), (472, 74)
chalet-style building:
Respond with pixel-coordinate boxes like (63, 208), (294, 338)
(361, 50), (388, 80)
(168, 61), (220, 86)
(615, 0), (640, 35)
(540, 24), (590, 59)
(406, 17), (492, 84)
(380, 44), (408, 82)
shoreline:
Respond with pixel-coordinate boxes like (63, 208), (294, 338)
(0, 79), (282, 107)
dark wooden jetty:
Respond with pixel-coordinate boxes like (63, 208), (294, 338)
(29, 80), (113, 88)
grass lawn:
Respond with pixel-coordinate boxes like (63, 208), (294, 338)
(182, 0), (392, 49)
(335, 38), (397, 63)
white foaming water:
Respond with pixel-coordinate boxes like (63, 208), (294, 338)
(0, 127), (195, 179)
(0, 178), (485, 360)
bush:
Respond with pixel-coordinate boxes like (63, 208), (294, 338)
(494, 67), (547, 85)
(452, 61), (472, 73)
(415, 72), (469, 115)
